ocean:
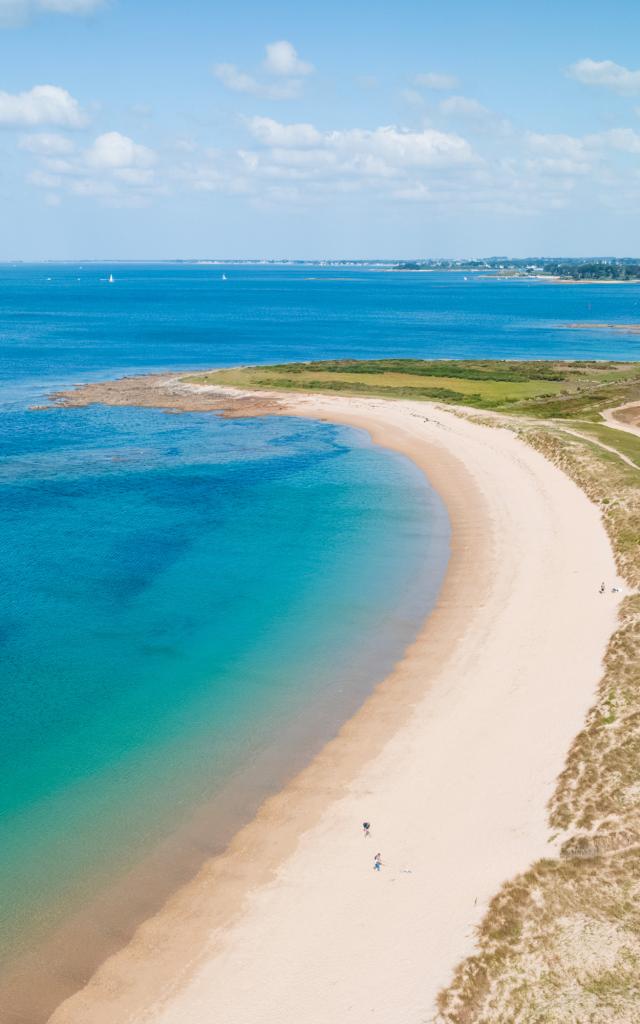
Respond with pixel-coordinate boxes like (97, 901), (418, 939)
(1, 262), (639, 1012)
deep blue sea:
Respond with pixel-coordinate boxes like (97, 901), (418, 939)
(1, 262), (639, 988)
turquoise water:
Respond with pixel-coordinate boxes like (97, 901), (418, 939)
(1, 395), (446, 974)
(1, 262), (639, 996)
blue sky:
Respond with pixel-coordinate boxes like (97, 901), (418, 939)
(3, 0), (640, 258)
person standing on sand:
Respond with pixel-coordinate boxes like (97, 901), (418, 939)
(362, 821), (370, 837)
(373, 853), (382, 872)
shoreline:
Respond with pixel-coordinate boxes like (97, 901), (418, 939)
(39, 382), (625, 1023)
(0, 401), (450, 1024)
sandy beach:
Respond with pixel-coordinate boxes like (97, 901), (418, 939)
(46, 389), (623, 1024)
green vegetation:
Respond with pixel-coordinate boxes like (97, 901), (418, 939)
(544, 261), (640, 281)
(562, 422), (640, 469)
(187, 359), (640, 418)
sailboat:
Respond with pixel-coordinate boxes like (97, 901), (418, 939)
(108, 273), (115, 283)
(222, 273), (227, 281)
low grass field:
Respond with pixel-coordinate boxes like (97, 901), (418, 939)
(187, 359), (640, 419)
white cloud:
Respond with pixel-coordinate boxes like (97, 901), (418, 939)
(214, 64), (263, 96)
(263, 40), (313, 77)
(336, 125), (474, 169)
(213, 63), (302, 100)
(0, 84), (87, 127)
(214, 40), (314, 100)
(85, 131), (155, 169)
(528, 127), (640, 159)
(246, 116), (321, 148)
(24, 128), (161, 206)
(173, 116), (480, 211)
(0, 0), (102, 27)
(18, 131), (74, 154)
(568, 58), (640, 94)
(414, 71), (459, 91)
(246, 119), (474, 173)
(156, 116), (640, 217)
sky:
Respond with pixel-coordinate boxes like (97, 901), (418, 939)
(2, 0), (640, 259)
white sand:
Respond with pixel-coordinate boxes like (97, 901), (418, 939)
(49, 396), (623, 1024)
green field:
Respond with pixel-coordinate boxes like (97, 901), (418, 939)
(187, 359), (640, 419)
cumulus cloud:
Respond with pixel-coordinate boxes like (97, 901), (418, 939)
(206, 117), (479, 205)
(213, 63), (302, 100)
(0, 84), (87, 127)
(245, 117), (475, 172)
(85, 131), (156, 169)
(0, 0), (103, 27)
(25, 129), (160, 206)
(263, 40), (313, 77)
(246, 116), (321, 148)
(340, 125), (473, 168)
(414, 71), (459, 91)
(568, 58), (640, 94)
(172, 115), (481, 211)
(237, 116), (640, 213)
(214, 40), (314, 100)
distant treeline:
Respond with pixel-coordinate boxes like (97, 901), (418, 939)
(544, 262), (640, 280)
(394, 258), (640, 278)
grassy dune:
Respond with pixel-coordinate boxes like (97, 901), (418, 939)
(437, 427), (640, 1024)
(187, 359), (640, 418)
(187, 358), (640, 1022)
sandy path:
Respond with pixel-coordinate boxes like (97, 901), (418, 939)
(49, 395), (623, 1024)
(602, 401), (640, 439)
(555, 424), (639, 470)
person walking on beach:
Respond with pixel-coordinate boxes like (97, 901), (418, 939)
(373, 852), (382, 872)
(362, 821), (371, 837)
